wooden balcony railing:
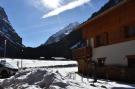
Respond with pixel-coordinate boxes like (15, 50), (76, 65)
(72, 47), (92, 60)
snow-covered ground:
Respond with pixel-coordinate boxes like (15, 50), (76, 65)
(0, 58), (77, 68)
(0, 58), (135, 89)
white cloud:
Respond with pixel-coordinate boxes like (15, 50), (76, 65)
(28, 0), (62, 11)
(28, 0), (91, 18)
(42, 0), (91, 18)
(41, 0), (61, 9)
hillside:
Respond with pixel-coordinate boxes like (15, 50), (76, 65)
(45, 22), (80, 45)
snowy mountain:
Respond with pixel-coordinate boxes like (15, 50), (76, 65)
(24, 23), (82, 59)
(0, 6), (22, 58)
(23, 24), (83, 59)
(45, 22), (79, 45)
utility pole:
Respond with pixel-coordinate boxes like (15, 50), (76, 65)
(4, 40), (7, 59)
(21, 49), (23, 70)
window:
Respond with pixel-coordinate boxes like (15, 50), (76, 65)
(127, 55), (135, 68)
(97, 57), (106, 66)
(95, 32), (108, 47)
(125, 25), (135, 38)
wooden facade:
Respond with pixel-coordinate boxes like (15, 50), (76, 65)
(82, 0), (135, 46)
(73, 0), (135, 82)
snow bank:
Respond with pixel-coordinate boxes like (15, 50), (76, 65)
(0, 59), (135, 89)
(0, 68), (91, 89)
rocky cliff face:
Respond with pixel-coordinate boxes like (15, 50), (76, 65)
(0, 6), (22, 58)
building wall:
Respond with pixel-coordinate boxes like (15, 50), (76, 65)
(79, 0), (135, 66)
(92, 40), (135, 66)
(74, 0), (135, 82)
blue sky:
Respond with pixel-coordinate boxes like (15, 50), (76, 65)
(0, 0), (108, 47)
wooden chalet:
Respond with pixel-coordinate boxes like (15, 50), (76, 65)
(73, 0), (135, 82)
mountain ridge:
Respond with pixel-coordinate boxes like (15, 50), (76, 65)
(45, 22), (80, 45)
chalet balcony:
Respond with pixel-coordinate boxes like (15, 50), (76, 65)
(72, 46), (92, 60)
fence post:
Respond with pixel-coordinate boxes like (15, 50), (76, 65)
(81, 74), (83, 82)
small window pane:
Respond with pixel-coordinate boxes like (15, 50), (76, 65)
(95, 32), (108, 47)
(125, 25), (135, 38)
